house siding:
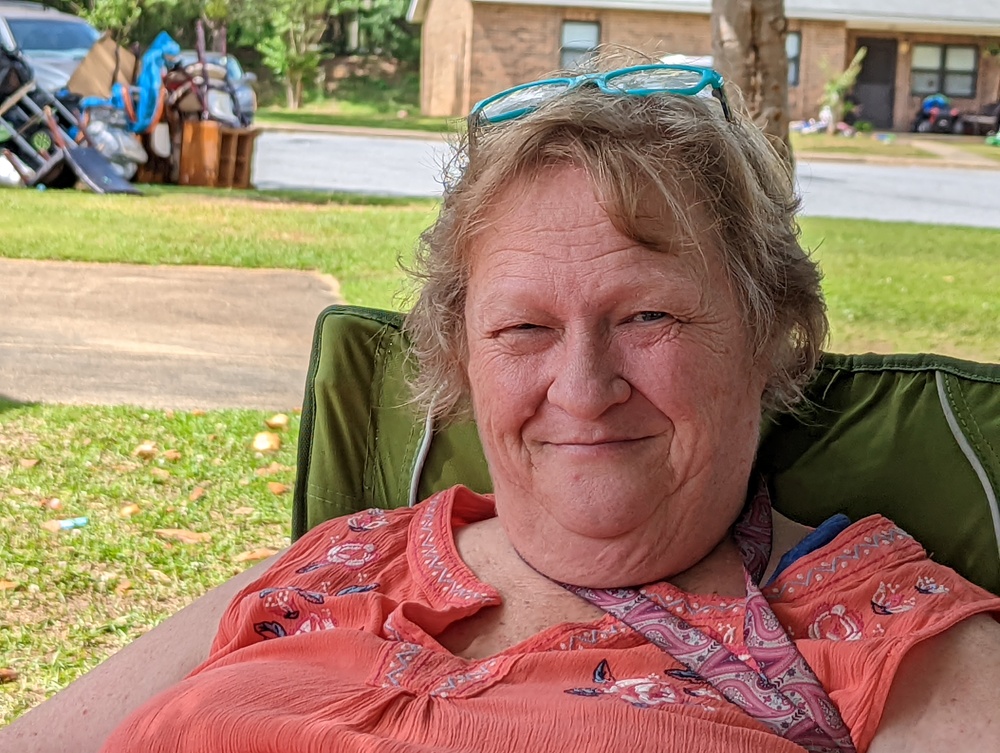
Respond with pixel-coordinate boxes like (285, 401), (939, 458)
(421, 1), (1000, 128)
(845, 29), (1000, 130)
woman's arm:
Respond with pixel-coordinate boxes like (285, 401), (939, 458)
(869, 613), (1000, 752)
(0, 554), (280, 753)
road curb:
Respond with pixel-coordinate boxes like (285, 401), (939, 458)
(255, 121), (454, 142)
(795, 151), (999, 171)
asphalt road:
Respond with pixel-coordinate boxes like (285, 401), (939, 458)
(253, 131), (1000, 229)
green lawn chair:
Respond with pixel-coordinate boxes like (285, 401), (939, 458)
(292, 305), (1000, 594)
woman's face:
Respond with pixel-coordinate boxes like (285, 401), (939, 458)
(464, 165), (769, 588)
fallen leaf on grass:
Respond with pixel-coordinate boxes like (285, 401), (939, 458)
(114, 578), (133, 595)
(132, 441), (158, 460)
(118, 503), (140, 518)
(265, 413), (289, 431)
(191, 409), (207, 417)
(252, 432), (282, 453)
(0, 668), (18, 683)
(150, 468), (171, 481)
(234, 547), (278, 563)
(154, 528), (211, 544)
(39, 498), (61, 511)
(267, 482), (290, 495)
(255, 462), (294, 477)
(232, 506), (254, 516)
(163, 450), (182, 462)
(147, 568), (172, 584)
(0, 580), (18, 591)
(189, 486), (206, 502)
(164, 409), (175, 419)
(18, 458), (39, 469)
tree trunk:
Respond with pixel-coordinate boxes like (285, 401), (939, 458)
(711, 0), (791, 155)
(286, 76), (299, 109)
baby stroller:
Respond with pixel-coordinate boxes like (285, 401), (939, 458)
(0, 43), (138, 193)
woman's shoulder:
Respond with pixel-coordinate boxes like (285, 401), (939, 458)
(766, 514), (956, 602)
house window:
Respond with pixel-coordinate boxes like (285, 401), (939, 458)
(786, 31), (801, 86)
(560, 21), (600, 70)
(911, 44), (978, 98)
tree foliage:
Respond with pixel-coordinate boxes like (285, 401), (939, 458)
(819, 46), (866, 135)
(240, 0), (333, 108)
(53, 0), (420, 106)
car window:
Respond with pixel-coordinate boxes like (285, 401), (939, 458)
(6, 19), (99, 56)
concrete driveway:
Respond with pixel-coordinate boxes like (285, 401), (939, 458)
(0, 259), (342, 410)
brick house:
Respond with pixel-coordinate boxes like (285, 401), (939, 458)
(406, 0), (1000, 130)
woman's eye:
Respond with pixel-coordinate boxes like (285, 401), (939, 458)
(631, 311), (673, 324)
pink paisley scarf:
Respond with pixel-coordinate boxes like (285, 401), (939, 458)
(559, 483), (857, 753)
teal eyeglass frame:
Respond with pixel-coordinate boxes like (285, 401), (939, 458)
(470, 64), (734, 125)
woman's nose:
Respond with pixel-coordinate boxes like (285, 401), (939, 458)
(545, 335), (630, 419)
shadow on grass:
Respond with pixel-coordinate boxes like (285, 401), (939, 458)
(134, 184), (437, 208)
(0, 395), (36, 415)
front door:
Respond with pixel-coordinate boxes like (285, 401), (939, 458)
(853, 38), (897, 129)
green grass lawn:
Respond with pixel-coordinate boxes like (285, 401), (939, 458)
(256, 103), (457, 133)
(791, 132), (937, 159)
(257, 73), (457, 134)
(0, 403), (299, 724)
(949, 140), (1000, 163)
(1, 188), (998, 725)
(0, 186), (437, 310)
(0, 187), (996, 359)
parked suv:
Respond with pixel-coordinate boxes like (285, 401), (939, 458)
(0, 1), (100, 91)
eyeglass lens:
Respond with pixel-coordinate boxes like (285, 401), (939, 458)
(604, 67), (706, 92)
(479, 81), (573, 120)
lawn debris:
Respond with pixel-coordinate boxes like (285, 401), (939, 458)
(39, 498), (62, 511)
(0, 668), (18, 684)
(132, 441), (158, 460)
(118, 503), (141, 518)
(234, 547), (278, 563)
(264, 413), (290, 431)
(255, 462), (294, 477)
(41, 516), (89, 532)
(0, 580), (18, 591)
(150, 468), (172, 481)
(18, 458), (40, 469)
(189, 486), (207, 502)
(233, 506), (255, 516)
(115, 578), (133, 595)
(267, 482), (289, 496)
(154, 528), (211, 544)
(252, 432), (282, 453)
(163, 449), (183, 461)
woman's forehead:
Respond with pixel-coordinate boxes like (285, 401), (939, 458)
(467, 165), (721, 292)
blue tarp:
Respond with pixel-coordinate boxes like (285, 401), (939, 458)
(80, 31), (181, 134)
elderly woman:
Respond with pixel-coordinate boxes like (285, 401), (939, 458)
(5, 61), (1000, 753)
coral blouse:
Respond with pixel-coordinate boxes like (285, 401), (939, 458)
(102, 486), (1000, 753)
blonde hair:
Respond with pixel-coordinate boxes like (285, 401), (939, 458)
(405, 62), (827, 422)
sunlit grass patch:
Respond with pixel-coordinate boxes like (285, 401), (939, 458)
(0, 402), (299, 724)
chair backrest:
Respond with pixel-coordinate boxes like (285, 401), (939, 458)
(293, 305), (1000, 594)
